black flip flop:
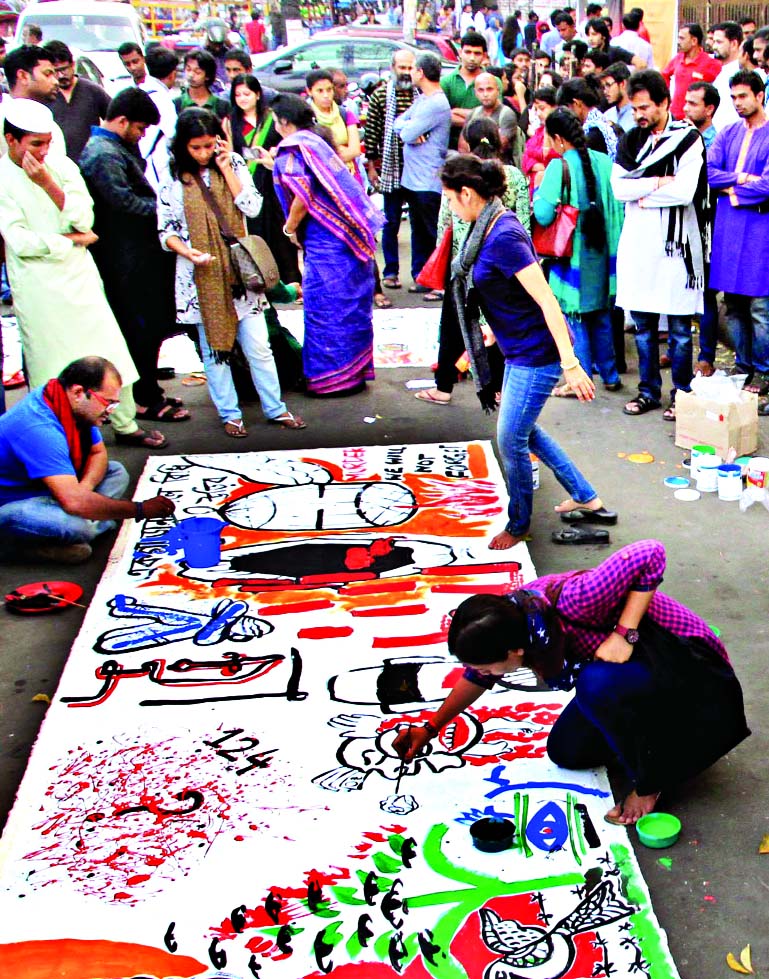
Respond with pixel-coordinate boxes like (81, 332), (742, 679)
(552, 527), (610, 545)
(560, 506), (618, 525)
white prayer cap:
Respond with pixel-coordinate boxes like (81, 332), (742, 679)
(4, 97), (54, 135)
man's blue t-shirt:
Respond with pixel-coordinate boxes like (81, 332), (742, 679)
(0, 387), (101, 505)
(472, 212), (560, 367)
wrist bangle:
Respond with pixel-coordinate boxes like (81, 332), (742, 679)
(134, 500), (145, 522)
(423, 720), (439, 737)
(283, 225), (295, 237)
(560, 358), (580, 371)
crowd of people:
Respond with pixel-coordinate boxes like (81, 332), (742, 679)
(0, 6), (756, 833)
(0, 9), (768, 568)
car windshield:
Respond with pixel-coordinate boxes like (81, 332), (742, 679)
(23, 14), (136, 51)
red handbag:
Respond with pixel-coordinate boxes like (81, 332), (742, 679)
(531, 157), (579, 258)
(416, 224), (453, 290)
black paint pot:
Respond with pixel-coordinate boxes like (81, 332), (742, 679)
(470, 817), (515, 853)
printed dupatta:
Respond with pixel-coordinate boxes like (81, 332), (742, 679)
(273, 129), (383, 262)
(242, 111), (276, 176)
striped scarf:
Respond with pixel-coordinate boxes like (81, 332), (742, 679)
(379, 79), (401, 194)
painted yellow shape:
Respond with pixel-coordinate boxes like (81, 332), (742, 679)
(627, 452), (655, 464)
(758, 833), (769, 854)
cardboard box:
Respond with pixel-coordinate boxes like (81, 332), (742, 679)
(675, 390), (758, 458)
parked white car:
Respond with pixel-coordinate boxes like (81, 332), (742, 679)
(13, 1), (147, 94)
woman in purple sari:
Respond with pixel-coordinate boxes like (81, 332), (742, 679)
(263, 94), (383, 396)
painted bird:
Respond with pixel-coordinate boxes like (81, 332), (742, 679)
(479, 879), (635, 979)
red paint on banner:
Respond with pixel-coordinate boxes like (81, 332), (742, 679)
(296, 626), (354, 639)
(431, 583), (515, 594)
(350, 604), (428, 617)
(340, 580), (418, 595)
(372, 631), (448, 648)
(257, 599), (336, 615)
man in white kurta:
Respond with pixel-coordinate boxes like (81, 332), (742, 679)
(612, 71), (706, 420)
(0, 98), (164, 446)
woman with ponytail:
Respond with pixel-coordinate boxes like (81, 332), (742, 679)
(534, 107), (625, 396)
(439, 153), (614, 550)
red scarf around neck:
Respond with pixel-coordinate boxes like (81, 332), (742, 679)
(42, 378), (94, 477)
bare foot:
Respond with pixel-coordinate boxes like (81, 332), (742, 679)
(489, 530), (527, 550)
(554, 497), (604, 514)
(614, 790), (661, 825)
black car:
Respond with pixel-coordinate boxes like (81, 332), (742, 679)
(252, 35), (429, 93)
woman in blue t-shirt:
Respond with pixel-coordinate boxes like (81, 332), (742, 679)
(441, 154), (616, 549)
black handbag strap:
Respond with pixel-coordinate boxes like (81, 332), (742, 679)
(194, 173), (238, 244)
(560, 156), (572, 202)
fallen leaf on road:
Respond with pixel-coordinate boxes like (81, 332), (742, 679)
(726, 944), (754, 974)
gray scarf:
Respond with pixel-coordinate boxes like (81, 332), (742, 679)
(451, 197), (506, 412)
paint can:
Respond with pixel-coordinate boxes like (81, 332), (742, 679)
(694, 455), (722, 493)
(470, 816), (515, 853)
(746, 456), (769, 501)
(690, 444), (715, 478)
(530, 454), (540, 491)
(170, 517), (224, 568)
(717, 464), (742, 502)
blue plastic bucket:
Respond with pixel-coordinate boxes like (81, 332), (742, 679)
(172, 517), (223, 568)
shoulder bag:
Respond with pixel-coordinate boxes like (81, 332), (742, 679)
(416, 224), (453, 291)
(194, 173), (279, 294)
(531, 156), (579, 259)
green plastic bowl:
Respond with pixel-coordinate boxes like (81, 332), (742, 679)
(636, 812), (681, 849)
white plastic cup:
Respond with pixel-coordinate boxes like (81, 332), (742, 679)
(717, 464), (742, 502)
(695, 455), (722, 493)
(746, 457), (769, 501)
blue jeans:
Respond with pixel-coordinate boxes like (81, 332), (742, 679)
(547, 659), (662, 795)
(723, 293), (769, 376)
(382, 187), (406, 279)
(630, 310), (693, 404)
(497, 362), (597, 536)
(0, 460), (129, 553)
(196, 313), (286, 424)
(567, 309), (620, 386)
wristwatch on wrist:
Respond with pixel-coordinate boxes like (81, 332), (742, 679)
(423, 720), (440, 737)
(614, 623), (640, 645)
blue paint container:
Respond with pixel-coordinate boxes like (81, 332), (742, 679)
(470, 817), (515, 853)
(168, 517), (224, 568)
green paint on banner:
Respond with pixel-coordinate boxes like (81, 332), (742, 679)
(389, 832), (405, 855)
(566, 792), (582, 867)
(520, 792), (532, 858)
(401, 823), (584, 979)
(513, 791), (523, 853)
(372, 851), (403, 874)
(611, 842), (680, 979)
(658, 857), (673, 870)
(331, 884), (366, 906)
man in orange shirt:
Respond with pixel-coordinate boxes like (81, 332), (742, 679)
(662, 23), (721, 119)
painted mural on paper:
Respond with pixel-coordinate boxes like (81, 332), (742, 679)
(0, 443), (680, 979)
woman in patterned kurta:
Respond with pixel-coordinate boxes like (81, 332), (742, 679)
(394, 540), (749, 826)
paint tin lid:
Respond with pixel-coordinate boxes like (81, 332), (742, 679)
(674, 488), (701, 502)
(664, 476), (690, 488)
